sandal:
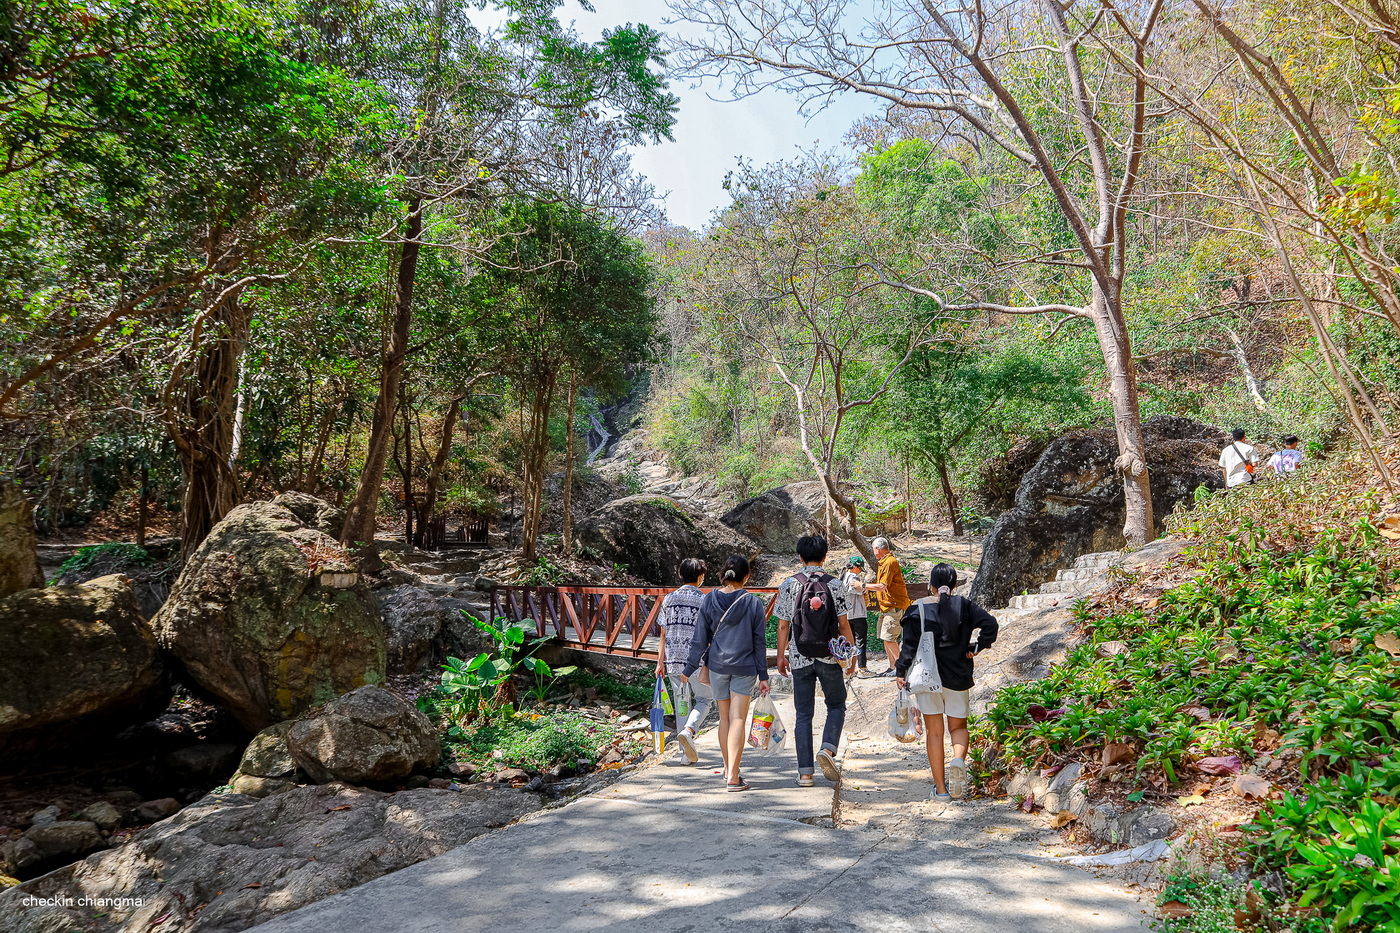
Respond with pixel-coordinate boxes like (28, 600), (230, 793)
(726, 778), (752, 792)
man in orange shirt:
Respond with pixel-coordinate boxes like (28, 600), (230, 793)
(864, 536), (910, 677)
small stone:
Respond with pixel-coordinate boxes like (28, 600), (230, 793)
(446, 761), (475, 778)
(492, 768), (529, 784)
(135, 798), (181, 822)
(25, 821), (104, 858)
(525, 777), (544, 792)
(230, 773), (295, 798)
(73, 801), (122, 831)
(403, 775), (432, 789)
(0, 837), (41, 872)
(29, 806), (61, 827)
(427, 778), (451, 789)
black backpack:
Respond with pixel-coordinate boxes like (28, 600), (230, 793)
(791, 571), (839, 658)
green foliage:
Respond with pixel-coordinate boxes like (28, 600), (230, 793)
(521, 556), (567, 586)
(1156, 876), (1328, 933)
(446, 711), (618, 773)
(560, 669), (653, 707)
(57, 542), (150, 577)
(418, 613), (551, 723)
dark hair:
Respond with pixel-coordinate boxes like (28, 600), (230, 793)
(720, 555), (750, 584)
(795, 534), (828, 564)
(1283, 434), (1300, 446)
(678, 558), (706, 584)
(1231, 427), (1247, 441)
(929, 563), (960, 639)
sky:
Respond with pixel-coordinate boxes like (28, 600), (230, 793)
(540, 2), (884, 231)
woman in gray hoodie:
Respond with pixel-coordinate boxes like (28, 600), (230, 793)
(683, 555), (771, 791)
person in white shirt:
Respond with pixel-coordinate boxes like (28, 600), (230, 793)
(1269, 435), (1304, 477)
(1219, 427), (1258, 488)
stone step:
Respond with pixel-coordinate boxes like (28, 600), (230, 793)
(1072, 551), (1121, 570)
(1036, 579), (1082, 595)
(1053, 567), (1101, 584)
(1007, 592), (1066, 611)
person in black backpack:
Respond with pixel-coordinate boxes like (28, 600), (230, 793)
(894, 563), (998, 802)
(775, 535), (856, 786)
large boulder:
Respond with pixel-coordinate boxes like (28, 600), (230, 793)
(577, 494), (759, 585)
(287, 685), (439, 785)
(719, 480), (841, 553)
(0, 782), (541, 933)
(152, 497), (386, 732)
(376, 584), (447, 674)
(0, 574), (168, 755)
(971, 417), (1227, 608)
(57, 543), (174, 620)
(0, 480), (44, 598)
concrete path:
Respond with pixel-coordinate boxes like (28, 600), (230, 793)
(249, 684), (1150, 933)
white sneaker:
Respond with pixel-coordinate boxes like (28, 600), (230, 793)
(677, 729), (699, 764)
(816, 749), (841, 783)
(946, 758), (967, 799)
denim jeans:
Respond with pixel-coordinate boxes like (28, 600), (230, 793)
(792, 660), (847, 775)
(849, 617), (869, 668)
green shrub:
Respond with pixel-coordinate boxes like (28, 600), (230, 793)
(58, 542), (150, 577)
(446, 711), (619, 772)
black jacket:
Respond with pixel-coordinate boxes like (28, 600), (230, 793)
(894, 595), (998, 691)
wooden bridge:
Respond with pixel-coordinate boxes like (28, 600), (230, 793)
(488, 581), (931, 661)
(488, 585), (781, 661)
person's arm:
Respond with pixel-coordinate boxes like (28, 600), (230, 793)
(776, 618), (791, 676)
(752, 599), (771, 690)
(894, 604), (921, 677)
(655, 623), (666, 677)
(837, 613), (856, 674)
(968, 602), (999, 656)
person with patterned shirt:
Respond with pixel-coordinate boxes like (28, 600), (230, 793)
(655, 558), (713, 764)
(775, 535), (856, 786)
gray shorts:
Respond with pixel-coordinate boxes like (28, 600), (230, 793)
(710, 673), (758, 699)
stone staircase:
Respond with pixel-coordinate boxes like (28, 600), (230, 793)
(1000, 550), (1122, 615)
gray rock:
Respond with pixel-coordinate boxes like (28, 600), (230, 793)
(0, 783), (540, 933)
(72, 801), (122, 832)
(377, 584), (448, 675)
(29, 805), (60, 827)
(287, 685), (439, 785)
(151, 496), (387, 731)
(237, 721), (297, 778)
(164, 743), (243, 783)
(56, 544), (169, 619)
(719, 481), (841, 552)
(1129, 808), (1178, 847)
(0, 574), (167, 755)
(0, 481), (44, 598)
(270, 491), (346, 538)
(24, 821), (103, 859)
(0, 836), (41, 873)
(971, 416), (1227, 608)
(577, 494), (760, 586)
(230, 774), (295, 797)
(135, 798), (181, 823)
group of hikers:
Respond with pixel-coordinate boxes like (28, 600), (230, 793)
(1219, 428), (1305, 488)
(654, 534), (998, 800)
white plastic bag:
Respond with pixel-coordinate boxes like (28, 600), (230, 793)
(747, 695), (788, 755)
(674, 679), (694, 719)
(908, 600), (943, 693)
(887, 688), (924, 743)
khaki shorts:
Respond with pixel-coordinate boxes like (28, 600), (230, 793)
(912, 688), (970, 719)
(877, 611), (904, 643)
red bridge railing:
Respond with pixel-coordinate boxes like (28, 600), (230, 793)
(488, 585), (781, 660)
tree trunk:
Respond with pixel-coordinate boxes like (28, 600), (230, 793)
(519, 368), (557, 559)
(341, 201), (423, 555)
(561, 370), (579, 555)
(136, 465), (149, 549)
(1090, 285), (1155, 549)
(934, 456), (963, 536)
(419, 394), (461, 533)
(176, 295), (248, 555)
(398, 389), (416, 548)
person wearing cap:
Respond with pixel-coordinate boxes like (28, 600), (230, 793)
(840, 554), (874, 676)
(864, 536), (910, 676)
